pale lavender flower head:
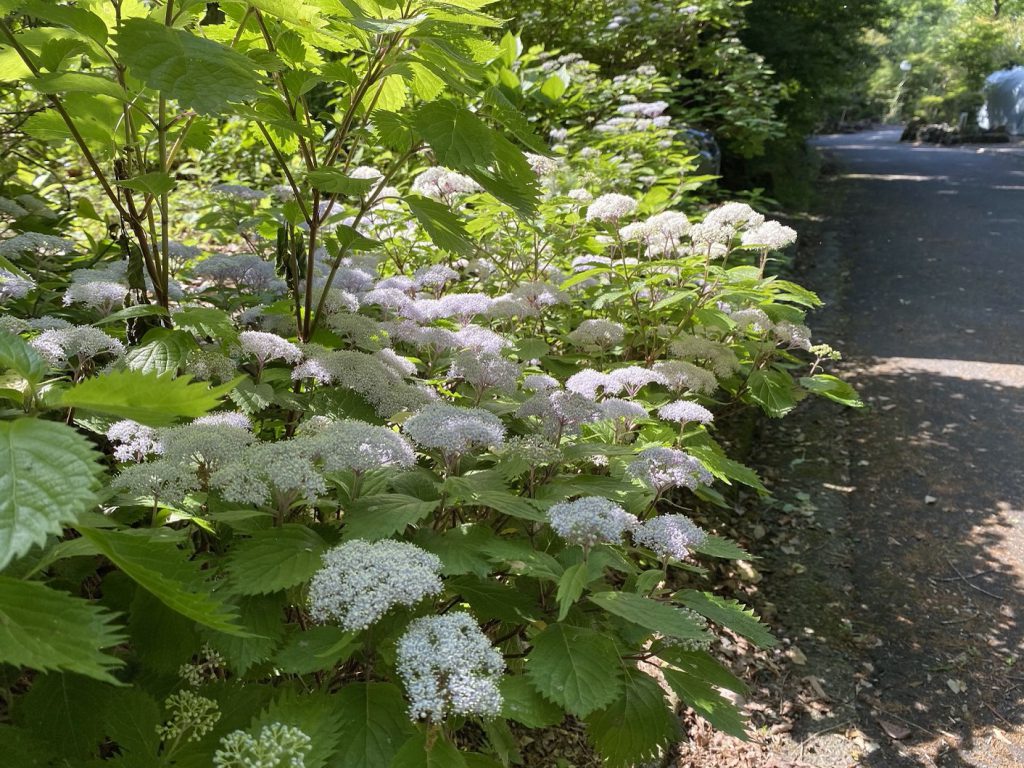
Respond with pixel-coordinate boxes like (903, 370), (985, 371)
(448, 351), (520, 396)
(238, 331), (302, 365)
(600, 398), (648, 427)
(633, 514), (708, 560)
(565, 369), (623, 400)
(307, 419), (416, 474)
(411, 167), (481, 200)
(517, 389), (603, 437)
(651, 360), (718, 395)
(397, 612), (504, 722)
(62, 280), (125, 313)
(30, 326), (125, 368)
(608, 365), (666, 397)
(107, 420), (163, 462)
(454, 325), (510, 355)
(522, 373), (559, 392)
(658, 400), (714, 425)
(567, 319), (625, 350)
(0, 268), (36, 301)
(413, 264), (459, 291)
(309, 539), (443, 631)
(626, 447), (712, 493)
(404, 403), (505, 456)
(548, 497), (639, 547)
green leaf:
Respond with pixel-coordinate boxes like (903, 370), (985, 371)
(500, 675), (564, 728)
(93, 303), (170, 326)
(656, 648), (747, 695)
(23, 1), (108, 44)
(125, 328), (197, 375)
(685, 435), (766, 493)
(0, 577), (123, 683)
(0, 418), (103, 570)
(61, 369), (241, 426)
(539, 71), (568, 100)
(556, 562), (588, 621)
(27, 71), (127, 100)
(693, 534), (752, 560)
(172, 306), (238, 342)
(589, 591), (711, 642)
(746, 369), (798, 418)
(404, 194), (476, 256)
(225, 524), (327, 595)
(203, 592), (286, 675)
(343, 494), (438, 541)
(274, 626), (358, 675)
(585, 669), (679, 767)
(446, 575), (537, 623)
(116, 171), (175, 196)
(663, 667), (749, 739)
(116, 18), (261, 114)
(78, 527), (246, 635)
(799, 374), (864, 407)
(525, 623), (624, 717)
(674, 590), (777, 647)
(253, 690), (344, 768)
(391, 733), (468, 768)
(331, 683), (416, 768)
(306, 168), (375, 196)
(0, 331), (46, 385)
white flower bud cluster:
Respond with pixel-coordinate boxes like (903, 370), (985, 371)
(403, 403), (505, 456)
(652, 360), (718, 395)
(773, 320), (812, 351)
(306, 419), (415, 474)
(308, 539), (443, 631)
(657, 400), (714, 425)
(0, 268), (36, 301)
(632, 513), (707, 561)
(448, 350), (520, 396)
(567, 319), (624, 350)
(214, 723), (312, 768)
(626, 447), (712, 493)
(608, 365), (667, 397)
(517, 389), (603, 438)
(192, 254), (284, 293)
(0, 232), (75, 260)
(498, 435), (563, 467)
(156, 690), (221, 744)
(106, 420), (163, 462)
(741, 220), (797, 251)
(548, 497), (640, 547)
(619, 211), (691, 256)
(411, 167), (482, 200)
(600, 398), (648, 428)
(669, 335), (740, 378)
(239, 331), (302, 365)
(211, 441), (325, 507)
(586, 193), (638, 223)
(396, 612), (504, 722)
(565, 369), (623, 400)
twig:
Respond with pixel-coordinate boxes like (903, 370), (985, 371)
(872, 707), (940, 737)
(984, 702), (1014, 728)
(799, 719), (853, 761)
(935, 567), (995, 582)
(945, 559), (1003, 599)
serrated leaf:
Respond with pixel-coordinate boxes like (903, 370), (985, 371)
(656, 648), (747, 695)
(585, 669), (679, 767)
(28, 71), (127, 100)
(306, 168), (375, 196)
(116, 171), (175, 196)
(589, 591), (711, 642)
(799, 374), (863, 407)
(61, 369), (240, 426)
(499, 675), (564, 728)
(203, 592), (286, 675)
(746, 369), (798, 418)
(391, 733), (467, 768)
(93, 304), (170, 326)
(253, 690), (344, 768)
(172, 306), (238, 342)
(274, 626), (358, 675)
(0, 330), (46, 385)
(0, 577), (124, 682)
(225, 524), (326, 595)
(556, 562), (588, 621)
(446, 575), (537, 623)
(693, 534), (752, 560)
(404, 194), (476, 256)
(343, 494), (438, 541)
(116, 18), (260, 114)
(23, 1), (108, 44)
(0, 418), (103, 570)
(125, 328), (197, 375)
(674, 590), (777, 647)
(331, 682), (416, 768)
(663, 667), (749, 739)
(525, 624), (623, 717)
(78, 527), (246, 635)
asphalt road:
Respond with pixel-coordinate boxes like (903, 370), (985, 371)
(811, 128), (1024, 767)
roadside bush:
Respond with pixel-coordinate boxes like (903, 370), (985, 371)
(0, 3), (858, 767)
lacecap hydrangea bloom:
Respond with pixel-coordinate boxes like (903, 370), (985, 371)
(548, 497), (640, 547)
(308, 539), (443, 631)
(658, 400), (714, 425)
(396, 611), (504, 722)
(567, 319), (625, 350)
(403, 403), (505, 456)
(633, 513), (708, 560)
(106, 420), (163, 462)
(0, 268), (36, 301)
(626, 447), (712, 493)
(29, 325), (125, 368)
(238, 330), (302, 366)
(586, 193), (637, 223)
(306, 418), (415, 474)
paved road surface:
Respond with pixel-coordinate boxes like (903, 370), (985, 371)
(806, 128), (1024, 767)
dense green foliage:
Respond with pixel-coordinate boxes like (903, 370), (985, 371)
(0, 1), (860, 766)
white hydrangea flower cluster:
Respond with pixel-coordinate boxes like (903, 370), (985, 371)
(565, 369), (622, 400)
(448, 350), (520, 396)
(619, 210), (691, 256)
(396, 612), (504, 722)
(185, 347), (238, 383)
(0, 232), (75, 260)
(411, 167), (482, 201)
(192, 254), (285, 293)
(305, 419), (416, 474)
(210, 441), (325, 508)
(567, 319), (625, 350)
(548, 497), (640, 547)
(308, 539), (443, 631)
(608, 365), (667, 396)
(29, 325), (125, 368)
(214, 724), (312, 768)
(498, 434), (563, 467)
(633, 513), (708, 561)
(658, 400), (714, 425)
(0, 268), (35, 302)
(517, 388), (603, 438)
(585, 193), (637, 223)
(741, 220), (797, 251)
(106, 420), (163, 462)
(600, 397), (648, 429)
(403, 403), (505, 456)
(626, 447), (712, 493)
(669, 335), (740, 379)
(652, 360), (718, 394)
(239, 331), (302, 366)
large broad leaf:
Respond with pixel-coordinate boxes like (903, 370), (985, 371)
(273, 626), (358, 675)
(0, 577), (123, 683)
(663, 667), (749, 740)
(115, 18), (261, 114)
(202, 592), (286, 675)
(585, 669), (679, 767)
(330, 682), (416, 768)
(391, 733), (468, 768)
(525, 623), (623, 717)
(589, 591), (711, 643)
(252, 690), (344, 768)
(225, 524), (327, 595)
(0, 418), (103, 570)
(61, 369), (240, 426)
(799, 374), (864, 408)
(125, 328), (197, 375)
(500, 675), (564, 729)
(0, 331), (46, 385)
(674, 590), (777, 648)
(78, 527), (246, 635)
(343, 494), (438, 541)
(746, 368), (798, 418)
(404, 194), (475, 256)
